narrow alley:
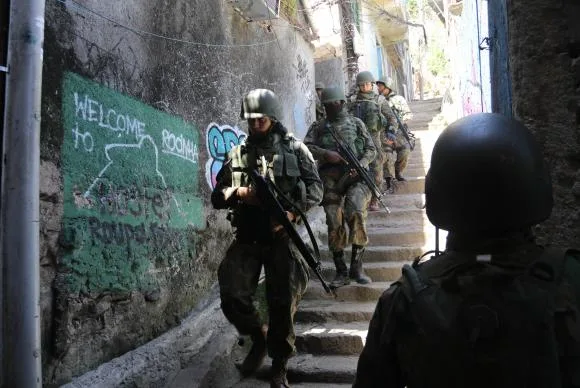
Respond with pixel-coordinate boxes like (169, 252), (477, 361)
(2, 0), (580, 387)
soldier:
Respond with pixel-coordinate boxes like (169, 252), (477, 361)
(376, 76), (413, 183)
(212, 89), (323, 388)
(304, 86), (376, 287)
(353, 113), (580, 388)
(315, 82), (326, 121)
(350, 71), (397, 210)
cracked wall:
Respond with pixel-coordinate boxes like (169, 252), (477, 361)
(42, 0), (316, 384)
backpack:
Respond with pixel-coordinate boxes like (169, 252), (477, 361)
(394, 248), (580, 388)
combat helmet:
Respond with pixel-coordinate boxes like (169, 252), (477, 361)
(320, 87), (346, 104)
(425, 113), (553, 235)
(356, 71), (375, 85)
(240, 89), (282, 121)
(315, 82), (325, 90)
(376, 76), (394, 91)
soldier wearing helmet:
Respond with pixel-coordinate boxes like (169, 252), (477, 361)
(354, 113), (580, 388)
(304, 86), (376, 287)
(212, 89), (323, 387)
(377, 76), (413, 183)
(350, 71), (398, 209)
(315, 82), (326, 121)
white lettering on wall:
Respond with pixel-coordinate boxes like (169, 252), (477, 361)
(161, 129), (199, 164)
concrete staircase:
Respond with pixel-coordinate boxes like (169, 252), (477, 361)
(233, 99), (446, 387)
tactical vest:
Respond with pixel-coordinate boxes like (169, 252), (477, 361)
(394, 247), (580, 388)
(350, 96), (382, 133)
(315, 117), (365, 159)
(230, 131), (306, 204)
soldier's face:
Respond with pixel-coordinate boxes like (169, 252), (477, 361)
(316, 89), (323, 98)
(377, 84), (386, 94)
(359, 82), (373, 93)
(248, 116), (272, 136)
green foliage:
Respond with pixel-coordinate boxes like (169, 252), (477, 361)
(408, 0), (419, 19)
(427, 47), (448, 77)
(281, 0), (298, 19)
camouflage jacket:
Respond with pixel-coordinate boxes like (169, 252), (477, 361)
(303, 109), (376, 171)
(211, 122), (323, 236)
(386, 91), (413, 123)
(315, 95), (326, 121)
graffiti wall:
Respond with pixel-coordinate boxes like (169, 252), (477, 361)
(61, 72), (203, 293)
(205, 122), (247, 189)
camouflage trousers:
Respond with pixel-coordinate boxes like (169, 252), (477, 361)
(320, 173), (371, 252)
(383, 133), (411, 178)
(368, 131), (384, 188)
(217, 236), (309, 360)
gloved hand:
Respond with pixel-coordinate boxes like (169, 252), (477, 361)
(236, 186), (260, 206)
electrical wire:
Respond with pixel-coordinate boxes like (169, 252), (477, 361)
(54, 0), (279, 48)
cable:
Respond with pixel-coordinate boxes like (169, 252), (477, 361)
(54, 0), (279, 48)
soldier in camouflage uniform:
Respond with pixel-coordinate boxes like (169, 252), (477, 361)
(315, 82), (326, 121)
(304, 86), (376, 287)
(212, 89), (323, 388)
(353, 114), (580, 388)
(350, 71), (398, 210)
(377, 76), (413, 183)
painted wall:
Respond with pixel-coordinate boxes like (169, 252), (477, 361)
(506, 0), (580, 247)
(360, 6), (381, 79)
(447, 0), (491, 117)
(41, 0), (316, 384)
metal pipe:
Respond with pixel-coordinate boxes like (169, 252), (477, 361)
(1, 0), (45, 386)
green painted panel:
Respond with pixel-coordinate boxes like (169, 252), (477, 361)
(61, 72), (203, 294)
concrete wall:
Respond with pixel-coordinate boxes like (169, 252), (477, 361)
(41, 0), (316, 384)
(314, 58), (346, 91)
(507, 0), (580, 246)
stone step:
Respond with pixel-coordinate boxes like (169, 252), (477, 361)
(294, 321), (368, 355)
(319, 226), (427, 246)
(255, 355), (358, 384)
(295, 299), (377, 323)
(319, 245), (423, 262)
(316, 260), (409, 282)
(303, 280), (391, 301)
(400, 167), (427, 177)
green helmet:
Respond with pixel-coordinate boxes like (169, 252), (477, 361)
(240, 89), (282, 121)
(320, 87), (346, 104)
(356, 71), (375, 85)
(315, 82), (325, 90)
(376, 76), (394, 90)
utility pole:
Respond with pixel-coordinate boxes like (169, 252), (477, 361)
(1, 0), (46, 386)
(418, 0), (425, 100)
(339, 0), (358, 94)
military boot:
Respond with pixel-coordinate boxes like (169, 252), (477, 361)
(239, 325), (268, 376)
(270, 358), (290, 388)
(395, 172), (406, 181)
(330, 251), (350, 288)
(368, 198), (380, 211)
(349, 245), (372, 284)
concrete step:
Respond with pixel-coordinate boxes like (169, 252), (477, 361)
(233, 380), (353, 388)
(319, 245), (423, 262)
(391, 176), (424, 195)
(295, 299), (377, 323)
(255, 355), (358, 384)
(316, 260), (409, 282)
(401, 166), (427, 177)
(295, 321), (368, 355)
(319, 226), (427, 246)
(304, 280), (391, 302)
(366, 209), (427, 227)
(373, 193), (425, 210)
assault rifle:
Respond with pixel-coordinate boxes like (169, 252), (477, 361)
(326, 124), (391, 214)
(391, 108), (416, 151)
(248, 169), (334, 296)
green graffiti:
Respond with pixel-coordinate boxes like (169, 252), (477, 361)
(61, 72), (203, 294)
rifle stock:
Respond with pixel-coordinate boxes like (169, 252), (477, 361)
(248, 169), (334, 295)
(326, 124), (391, 213)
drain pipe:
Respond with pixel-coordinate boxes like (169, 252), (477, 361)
(1, 0), (45, 386)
